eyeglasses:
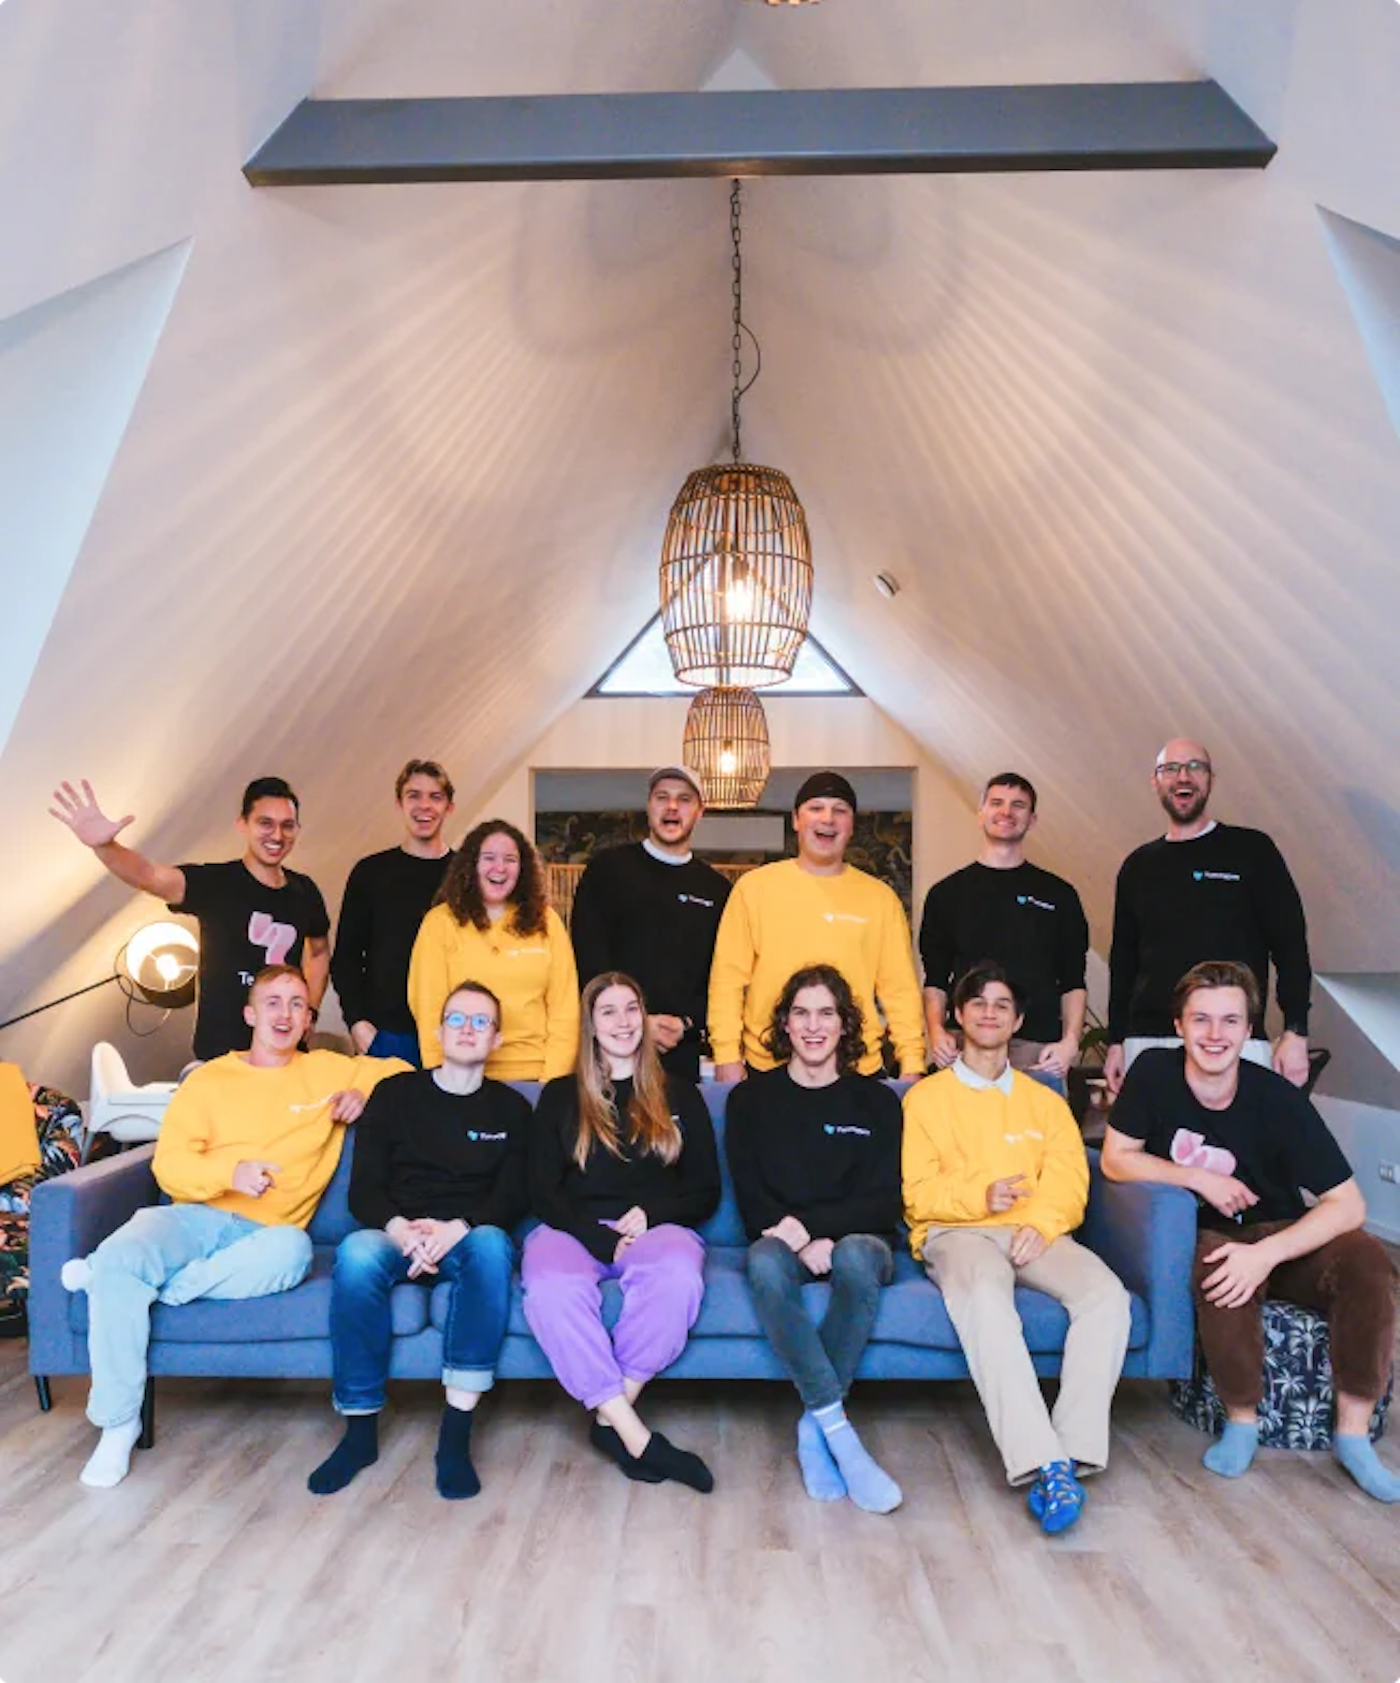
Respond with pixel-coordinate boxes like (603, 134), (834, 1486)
(443, 1011), (495, 1032)
(1155, 759), (1211, 778)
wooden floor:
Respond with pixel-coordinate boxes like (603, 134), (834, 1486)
(2, 1342), (1398, 1683)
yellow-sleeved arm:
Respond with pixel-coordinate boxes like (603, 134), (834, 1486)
(707, 884), (756, 1066)
(541, 908), (581, 1081)
(1016, 1091), (1089, 1242)
(344, 1053), (413, 1096)
(900, 1084), (995, 1233)
(407, 906), (456, 1070)
(876, 889), (926, 1075)
(153, 1086), (242, 1204)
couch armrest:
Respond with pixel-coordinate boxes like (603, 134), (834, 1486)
(28, 1146), (160, 1376)
(1081, 1150), (1197, 1379)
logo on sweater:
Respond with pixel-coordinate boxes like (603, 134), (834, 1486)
(1016, 895), (1056, 911)
(466, 1130), (506, 1142)
(677, 893), (715, 907)
(821, 912), (868, 926)
(823, 1124), (871, 1137)
(1002, 1130), (1044, 1144)
(248, 910), (297, 966)
(288, 1095), (335, 1113)
(1192, 870), (1240, 882)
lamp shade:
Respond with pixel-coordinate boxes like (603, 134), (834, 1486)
(121, 921), (199, 1010)
(660, 463), (813, 689)
(683, 686), (771, 810)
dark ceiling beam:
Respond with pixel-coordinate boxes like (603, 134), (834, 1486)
(244, 82), (1275, 186)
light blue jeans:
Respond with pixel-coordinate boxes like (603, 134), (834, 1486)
(84, 1204), (312, 1427)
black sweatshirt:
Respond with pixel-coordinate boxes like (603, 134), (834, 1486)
(529, 1074), (720, 1262)
(349, 1069), (530, 1230)
(919, 861), (1089, 1044)
(570, 844), (732, 1058)
(724, 1067), (903, 1243)
(331, 847), (453, 1034)
(1108, 823), (1311, 1042)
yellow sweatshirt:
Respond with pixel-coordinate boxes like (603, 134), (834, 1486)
(0, 1062), (40, 1185)
(707, 859), (925, 1075)
(901, 1066), (1088, 1258)
(407, 903), (580, 1079)
(152, 1049), (408, 1229)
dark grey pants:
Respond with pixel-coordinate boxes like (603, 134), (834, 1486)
(745, 1234), (894, 1411)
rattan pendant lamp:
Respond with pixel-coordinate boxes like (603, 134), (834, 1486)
(661, 181), (812, 807)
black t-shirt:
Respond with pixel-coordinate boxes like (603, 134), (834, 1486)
(724, 1067), (904, 1243)
(349, 1070), (530, 1230)
(918, 861), (1089, 1044)
(1107, 823), (1311, 1041)
(1110, 1048), (1351, 1227)
(331, 847), (453, 1034)
(172, 860), (330, 1060)
(529, 1074), (721, 1262)
(569, 843), (732, 1078)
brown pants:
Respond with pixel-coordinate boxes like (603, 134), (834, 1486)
(1192, 1221), (1396, 1410)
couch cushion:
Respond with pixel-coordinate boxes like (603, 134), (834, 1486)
(67, 1247), (430, 1344)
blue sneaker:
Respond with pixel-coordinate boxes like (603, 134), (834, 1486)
(1027, 1460), (1085, 1535)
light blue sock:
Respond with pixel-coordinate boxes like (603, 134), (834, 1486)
(1203, 1420), (1258, 1478)
(1334, 1434), (1400, 1503)
(812, 1401), (902, 1514)
(797, 1412), (847, 1502)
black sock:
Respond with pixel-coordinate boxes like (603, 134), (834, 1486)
(435, 1403), (481, 1500)
(632, 1431), (714, 1494)
(308, 1414), (379, 1496)
(590, 1418), (665, 1481)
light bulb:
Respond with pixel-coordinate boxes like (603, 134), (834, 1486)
(155, 953), (181, 983)
(719, 745), (738, 777)
(723, 556), (754, 621)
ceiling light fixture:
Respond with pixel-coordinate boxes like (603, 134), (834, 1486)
(683, 685), (771, 810)
(660, 179), (813, 690)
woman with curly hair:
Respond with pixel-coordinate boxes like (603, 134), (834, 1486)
(725, 963), (904, 1512)
(407, 820), (579, 1079)
(524, 972), (720, 1491)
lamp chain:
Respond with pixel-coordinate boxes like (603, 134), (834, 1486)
(730, 179), (743, 464)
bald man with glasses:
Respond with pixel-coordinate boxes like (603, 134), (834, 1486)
(1104, 738), (1312, 1096)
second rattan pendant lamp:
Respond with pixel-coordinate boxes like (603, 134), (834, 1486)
(661, 181), (813, 808)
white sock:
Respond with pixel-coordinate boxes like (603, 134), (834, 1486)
(61, 1258), (92, 1293)
(80, 1418), (143, 1489)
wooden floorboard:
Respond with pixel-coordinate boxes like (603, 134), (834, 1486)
(2, 1344), (1398, 1683)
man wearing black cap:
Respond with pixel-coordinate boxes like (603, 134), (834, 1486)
(569, 767), (732, 1079)
(709, 772), (925, 1081)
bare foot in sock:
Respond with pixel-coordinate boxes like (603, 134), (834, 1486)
(80, 1419), (143, 1489)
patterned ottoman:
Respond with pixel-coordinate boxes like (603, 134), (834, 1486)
(1170, 1300), (1392, 1448)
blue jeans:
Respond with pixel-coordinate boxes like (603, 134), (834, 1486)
(330, 1225), (515, 1412)
(85, 1204), (312, 1427)
(745, 1234), (893, 1411)
(368, 1029), (422, 1067)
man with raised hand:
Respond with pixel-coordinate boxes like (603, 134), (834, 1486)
(902, 961), (1130, 1536)
(919, 771), (1088, 1094)
(61, 966), (407, 1489)
(50, 775), (331, 1062)
(570, 766), (731, 1079)
(708, 771), (925, 1083)
(1102, 959), (1398, 1500)
(1104, 738), (1311, 1095)
(332, 759), (456, 1066)
(308, 980), (529, 1500)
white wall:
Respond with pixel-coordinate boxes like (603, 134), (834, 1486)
(1315, 1097), (1400, 1244)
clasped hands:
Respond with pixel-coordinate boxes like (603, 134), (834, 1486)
(984, 1174), (1047, 1266)
(387, 1215), (469, 1278)
(762, 1214), (834, 1276)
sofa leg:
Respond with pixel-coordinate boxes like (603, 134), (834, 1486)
(34, 1376), (52, 1412)
(139, 1378), (155, 1450)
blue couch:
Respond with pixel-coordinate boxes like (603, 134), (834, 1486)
(28, 1082), (1197, 1411)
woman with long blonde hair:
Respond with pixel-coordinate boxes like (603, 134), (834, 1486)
(524, 972), (719, 1490)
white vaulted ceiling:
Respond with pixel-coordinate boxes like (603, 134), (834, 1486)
(1, 0), (1399, 1100)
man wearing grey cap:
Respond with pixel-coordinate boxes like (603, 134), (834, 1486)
(709, 772), (926, 1082)
(570, 766), (732, 1080)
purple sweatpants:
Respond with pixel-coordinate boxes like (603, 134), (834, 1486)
(521, 1224), (706, 1409)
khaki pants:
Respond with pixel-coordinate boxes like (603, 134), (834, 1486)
(922, 1227), (1132, 1483)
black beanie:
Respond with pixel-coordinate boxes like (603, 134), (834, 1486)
(792, 771), (858, 815)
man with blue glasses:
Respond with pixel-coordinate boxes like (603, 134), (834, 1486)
(307, 981), (530, 1499)
(1104, 737), (1312, 1096)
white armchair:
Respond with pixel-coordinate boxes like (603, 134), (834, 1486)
(83, 1042), (178, 1163)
